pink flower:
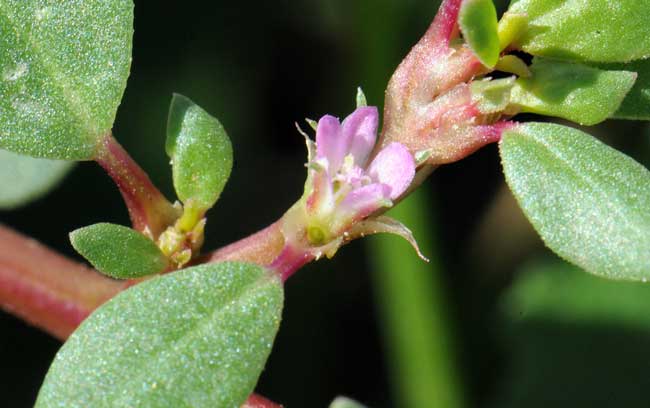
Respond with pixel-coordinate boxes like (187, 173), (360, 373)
(305, 106), (415, 239)
(279, 105), (423, 262)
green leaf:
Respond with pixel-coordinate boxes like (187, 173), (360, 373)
(36, 262), (284, 408)
(70, 223), (168, 279)
(500, 122), (650, 281)
(330, 396), (368, 408)
(166, 94), (233, 211)
(510, 58), (636, 125)
(0, 0), (133, 160)
(507, 0), (650, 62)
(0, 149), (73, 209)
(600, 59), (650, 120)
(459, 0), (500, 68)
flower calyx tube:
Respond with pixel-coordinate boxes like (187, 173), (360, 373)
(379, 0), (516, 166)
(275, 106), (426, 281)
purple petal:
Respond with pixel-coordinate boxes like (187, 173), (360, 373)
(315, 115), (345, 172)
(367, 142), (415, 200)
(339, 183), (392, 222)
(341, 106), (379, 167)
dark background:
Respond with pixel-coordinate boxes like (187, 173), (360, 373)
(3, 1), (650, 407)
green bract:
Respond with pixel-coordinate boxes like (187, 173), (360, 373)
(601, 59), (650, 120)
(500, 122), (650, 281)
(36, 262), (284, 408)
(166, 94), (233, 211)
(0, 0), (133, 160)
(459, 0), (500, 68)
(510, 58), (636, 125)
(0, 149), (73, 209)
(70, 223), (168, 279)
(507, 0), (650, 62)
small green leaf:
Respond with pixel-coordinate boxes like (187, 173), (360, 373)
(459, 0), (500, 68)
(0, 0), (133, 160)
(510, 58), (636, 125)
(600, 59), (650, 120)
(0, 149), (73, 209)
(507, 0), (650, 62)
(70, 223), (168, 279)
(330, 396), (368, 408)
(500, 122), (650, 281)
(166, 94), (233, 211)
(36, 262), (283, 408)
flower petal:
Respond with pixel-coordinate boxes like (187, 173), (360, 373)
(315, 115), (345, 172)
(339, 183), (392, 222)
(367, 142), (415, 199)
(341, 106), (379, 167)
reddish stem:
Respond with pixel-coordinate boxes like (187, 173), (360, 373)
(95, 133), (178, 238)
(243, 394), (283, 408)
(202, 221), (286, 266)
(0, 224), (126, 340)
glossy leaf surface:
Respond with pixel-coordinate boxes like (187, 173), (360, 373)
(510, 58), (636, 125)
(0, 0), (133, 160)
(36, 262), (284, 408)
(70, 223), (168, 279)
(507, 0), (650, 62)
(500, 122), (650, 280)
(167, 94), (233, 210)
(459, 0), (500, 67)
(0, 149), (73, 209)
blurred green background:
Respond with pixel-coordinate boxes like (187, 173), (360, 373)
(2, 1), (650, 407)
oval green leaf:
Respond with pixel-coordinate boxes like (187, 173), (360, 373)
(500, 122), (650, 280)
(36, 262), (284, 408)
(510, 58), (636, 125)
(70, 223), (168, 279)
(0, 0), (133, 160)
(507, 0), (650, 62)
(0, 149), (73, 209)
(459, 0), (500, 68)
(600, 59), (650, 120)
(166, 94), (233, 211)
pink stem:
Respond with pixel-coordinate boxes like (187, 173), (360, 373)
(0, 224), (126, 340)
(202, 221), (286, 267)
(242, 394), (283, 408)
(95, 133), (178, 238)
(270, 245), (314, 282)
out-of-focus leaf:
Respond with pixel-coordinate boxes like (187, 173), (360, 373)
(70, 223), (168, 279)
(510, 58), (636, 125)
(492, 257), (650, 408)
(0, 0), (133, 160)
(36, 262), (284, 408)
(600, 58), (650, 120)
(329, 396), (368, 408)
(506, 0), (650, 62)
(459, 0), (500, 67)
(166, 94), (233, 211)
(500, 122), (650, 280)
(0, 149), (73, 209)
